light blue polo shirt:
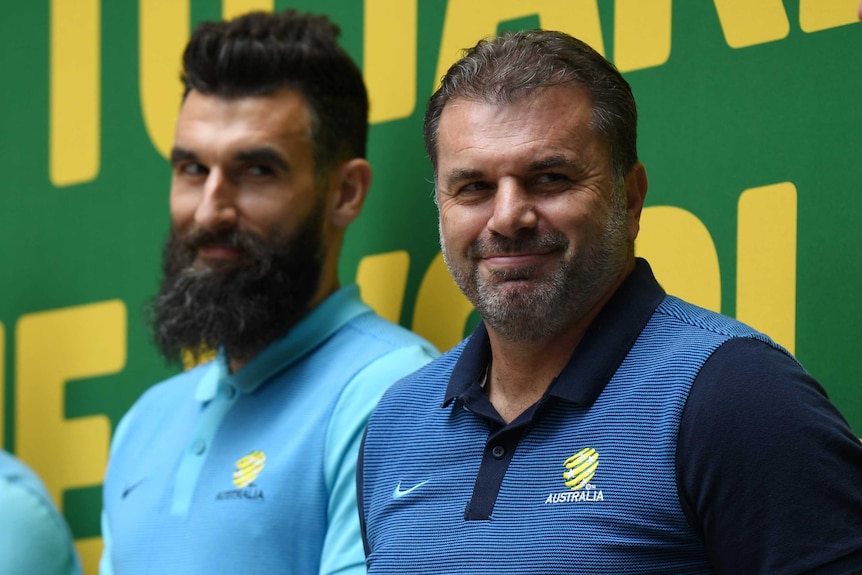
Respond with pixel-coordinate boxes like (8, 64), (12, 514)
(101, 285), (437, 574)
(0, 450), (82, 575)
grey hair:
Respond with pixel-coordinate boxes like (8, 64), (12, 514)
(423, 29), (638, 184)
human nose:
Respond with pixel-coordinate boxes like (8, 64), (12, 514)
(194, 169), (238, 229)
(487, 181), (537, 237)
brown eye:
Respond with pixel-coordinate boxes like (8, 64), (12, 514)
(247, 165), (275, 177)
(535, 173), (567, 184)
(179, 162), (208, 177)
(460, 181), (491, 194)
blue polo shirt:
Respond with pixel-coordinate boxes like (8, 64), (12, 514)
(101, 285), (437, 574)
(0, 450), (82, 575)
(359, 260), (862, 574)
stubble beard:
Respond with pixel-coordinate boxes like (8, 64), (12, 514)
(150, 205), (326, 367)
(441, 190), (630, 343)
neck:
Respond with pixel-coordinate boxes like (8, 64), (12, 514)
(485, 322), (588, 424)
(228, 357), (244, 374)
(484, 261), (633, 423)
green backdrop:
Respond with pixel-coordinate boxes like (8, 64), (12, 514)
(1, 1), (860, 572)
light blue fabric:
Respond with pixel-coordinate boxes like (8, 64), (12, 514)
(101, 285), (437, 574)
(0, 450), (82, 575)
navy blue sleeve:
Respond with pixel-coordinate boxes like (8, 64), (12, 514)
(677, 337), (862, 575)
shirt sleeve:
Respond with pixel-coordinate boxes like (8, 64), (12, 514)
(0, 472), (82, 575)
(677, 337), (862, 575)
(99, 401), (138, 575)
(319, 344), (436, 575)
(99, 508), (114, 575)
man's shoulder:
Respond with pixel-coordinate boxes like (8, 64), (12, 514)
(374, 340), (465, 406)
(137, 363), (211, 403)
(343, 310), (437, 355)
(0, 451), (45, 495)
(655, 295), (755, 335)
(651, 294), (789, 354)
(329, 318), (440, 415)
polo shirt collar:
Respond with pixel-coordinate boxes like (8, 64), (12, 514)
(439, 321), (492, 409)
(443, 258), (665, 408)
(194, 284), (370, 402)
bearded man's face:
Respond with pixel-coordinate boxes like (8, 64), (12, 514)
(155, 89), (332, 367)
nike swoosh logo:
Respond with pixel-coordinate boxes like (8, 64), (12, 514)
(392, 479), (430, 499)
(122, 479), (146, 499)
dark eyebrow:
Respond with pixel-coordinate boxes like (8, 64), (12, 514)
(170, 147), (196, 165)
(529, 154), (579, 172)
(442, 168), (485, 190)
(168, 146), (290, 172)
(235, 147), (290, 171)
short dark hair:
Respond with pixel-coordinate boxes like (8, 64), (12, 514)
(181, 9), (368, 173)
(424, 30), (638, 183)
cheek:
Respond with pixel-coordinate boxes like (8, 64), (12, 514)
(438, 219), (459, 253)
(542, 198), (598, 236)
(439, 215), (480, 255)
(168, 192), (198, 227)
(236, 193), (300, 235)
(438, 203), (489, 246)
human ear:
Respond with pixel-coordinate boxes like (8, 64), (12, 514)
(624, 162), (648, 241)
(330, 158), (372, 228)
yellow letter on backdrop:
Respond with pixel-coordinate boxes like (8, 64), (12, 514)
(365, 0), (418, 123)
(799, 0), (861, 32)
(712, 0), (790, 48)
(736, 183), (797, 352)
(614, 0), (672, 72)
(140, 0), (189, 159)
(15, 300), (126, 504)
(50, 0), (100, 187)
(16, 300), (127, 572)
(356, 251), (411, 324)
(222, 0), (274, 20)
(413, 253), (474, 352)
(636, 206), (722, 313)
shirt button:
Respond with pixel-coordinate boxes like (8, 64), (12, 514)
(491, 445), (506, 459)
(191, 440), (206, 455)
(223, 385), (237, 399)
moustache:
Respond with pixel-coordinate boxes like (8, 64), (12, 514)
(466, 230), (568, 259)
(182, 227), (259, 253)
(168, 226), (276, 277)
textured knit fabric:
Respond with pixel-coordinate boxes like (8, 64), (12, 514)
(359, 260), (862, 574)
(0, 450), (83, 575)
(101, 285), (437, 575)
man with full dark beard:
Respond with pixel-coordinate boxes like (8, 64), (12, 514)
(100, 10), (437, 575)
(358, 30), (862, 574)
